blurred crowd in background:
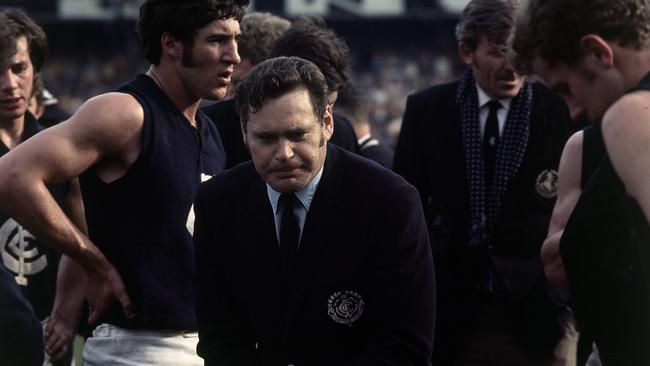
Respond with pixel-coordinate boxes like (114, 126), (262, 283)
(38, 18), (464, 147)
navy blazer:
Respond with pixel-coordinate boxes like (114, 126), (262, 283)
(194, 144), (435, 366)
(394, 80), (571, 362)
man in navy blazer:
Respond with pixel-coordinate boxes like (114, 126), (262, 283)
(193, 56), (436, 365)
(393, 0), (572, 364)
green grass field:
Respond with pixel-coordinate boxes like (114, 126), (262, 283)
(73, 336), (84, 366)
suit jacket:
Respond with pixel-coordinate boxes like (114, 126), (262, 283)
(202, 99), (360, 168)
(393, 80), (570, 362)
(194, 144), (436, 366)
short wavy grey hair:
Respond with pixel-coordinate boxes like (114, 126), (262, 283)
(455, 0), (519, 50)
(238, 12), (290, 65)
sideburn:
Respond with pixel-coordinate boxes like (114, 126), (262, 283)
(181, 41), (195, 68)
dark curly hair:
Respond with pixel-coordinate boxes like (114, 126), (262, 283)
(235, 56), (329, 131)
(513, 0), (650, 73)
(269, 16), (350, 93)
(138, 0), (249, 65)
(0, 8), (48, 73)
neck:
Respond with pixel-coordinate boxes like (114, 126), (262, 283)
(0, 116), (25, 150)
(353, 122), (371, 140)
(146, 64), (200, 128)
(614, 46), (650, 89)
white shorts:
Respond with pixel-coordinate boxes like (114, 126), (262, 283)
(82, 323), (201, 366)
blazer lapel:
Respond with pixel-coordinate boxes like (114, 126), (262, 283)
(245, 175), (282, 273)
(286, 144), (342, 323)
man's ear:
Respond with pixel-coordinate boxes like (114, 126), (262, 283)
(458, 41), (474, 66)
(580, 34), (614, 68)
(322, 104), (334, 141)
(161, 32), (182, 60)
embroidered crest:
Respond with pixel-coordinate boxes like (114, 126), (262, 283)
(0, 218), (47, 286)
(327, 290), (365, 325)
(535, 169), (559, 198)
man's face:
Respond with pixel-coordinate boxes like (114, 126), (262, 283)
(0, 36), (33, 123)
(226, 57), (253, 97)
(532, 57), (625, 121)
(244, 88), (333, 193)
(460, 35), (525, 99)
(178, 18), (241, 101)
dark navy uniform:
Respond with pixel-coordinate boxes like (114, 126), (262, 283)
(0, 112), (69, 321)
(80, 74), (226, 330)
(561, 73), (650, 365)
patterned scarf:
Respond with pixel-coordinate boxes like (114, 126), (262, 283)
(456, 69), (532, 248)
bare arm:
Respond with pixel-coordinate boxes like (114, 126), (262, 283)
(541, 131), (584, 288)
(0, 92), (143, 324)
(45, 178), (87, 360)
(603, 92), (650, 226)
(603, 91), (650, 228)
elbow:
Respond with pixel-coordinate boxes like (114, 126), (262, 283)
(0, 159), (34, 214)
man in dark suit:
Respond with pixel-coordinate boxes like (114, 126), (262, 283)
(193, 56), (436, 365)
(393, 0), (573, 364)
(203, 15), (359, 169)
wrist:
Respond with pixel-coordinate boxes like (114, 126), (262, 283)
(75, 241), (110, 275)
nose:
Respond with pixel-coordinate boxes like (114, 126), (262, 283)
(0, 68), (18, 92)
(566, 98), (588, 123)
(224, 39), (241, 66)
(502, 56), (517, 74)
(274, 139), (294, 161)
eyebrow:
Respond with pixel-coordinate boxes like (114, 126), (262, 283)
(252, 127), (311, 138)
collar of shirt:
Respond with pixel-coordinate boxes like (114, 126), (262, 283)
(357, 133), (372, 147)
(267, 166), (324, 244)
(476, 83), (512, 138)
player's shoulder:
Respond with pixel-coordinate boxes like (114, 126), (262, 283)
(602, 90), (650, 141)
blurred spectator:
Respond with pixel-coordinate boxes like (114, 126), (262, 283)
(41, 48), (460, 146)
(335, 81), (394, 169)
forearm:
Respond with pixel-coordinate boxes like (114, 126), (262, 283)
(51, 256), (86, 324)
(0, 173), (108, 272)
(541, 229), (568, 288)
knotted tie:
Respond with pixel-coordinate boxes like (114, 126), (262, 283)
(484, 100), (502, 187)
(278, 193), (299, 270)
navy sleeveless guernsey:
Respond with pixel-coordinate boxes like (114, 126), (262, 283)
(560, 73), (650, 364)
(0, 112), (70, 321)
(80, 74), (226, 330)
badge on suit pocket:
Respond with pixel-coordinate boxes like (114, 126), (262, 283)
(327, 290), (365, 326)
(535, 169), (559, 198)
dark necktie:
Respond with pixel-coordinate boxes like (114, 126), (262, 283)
(278, 193), (300, 271)
(484, 100), (502, 188)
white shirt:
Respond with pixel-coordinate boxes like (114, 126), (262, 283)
(267, 166), (323, 245)
(476, 84), (512, 139)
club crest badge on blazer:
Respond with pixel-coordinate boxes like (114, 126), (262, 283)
(328, 290), (365, 325)
(535, 169), (559, 198)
